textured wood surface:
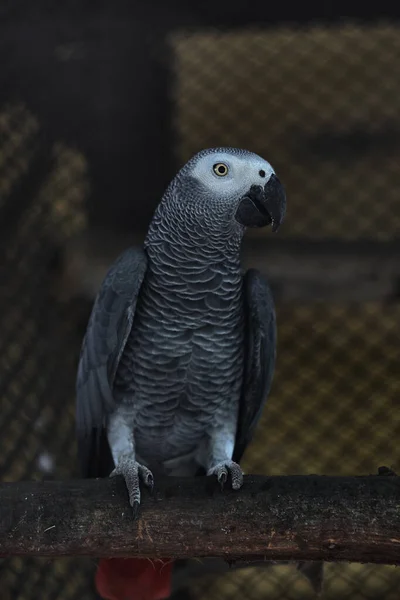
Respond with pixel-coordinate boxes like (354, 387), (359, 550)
(1, 474), (399, 563)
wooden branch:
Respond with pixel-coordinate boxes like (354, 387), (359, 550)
(55, 230), (400, 304)
(245, 238), (400, 303)
(1, 474), (399, 564)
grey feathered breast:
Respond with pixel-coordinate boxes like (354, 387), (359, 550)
(76, 243), (276, 476)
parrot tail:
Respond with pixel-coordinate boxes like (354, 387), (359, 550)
(95, 557), (174, 600)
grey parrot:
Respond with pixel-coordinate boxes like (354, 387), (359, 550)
(76, 147), (286, 511)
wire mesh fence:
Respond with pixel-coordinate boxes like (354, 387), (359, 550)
(1, 16), (400, 600)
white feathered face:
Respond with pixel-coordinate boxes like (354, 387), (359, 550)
(186, 148), (286, 231)
(191, 151), (274, 197)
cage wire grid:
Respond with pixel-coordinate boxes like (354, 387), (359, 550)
(1, 20), (400, 600)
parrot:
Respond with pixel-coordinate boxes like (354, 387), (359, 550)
(76, 147), (286, 600)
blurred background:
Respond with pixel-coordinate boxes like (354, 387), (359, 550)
(1, 2), (400, 599)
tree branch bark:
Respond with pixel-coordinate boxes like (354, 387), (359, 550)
(1, 474), (399, 564)
(0, 476), (400, 564)
(56, 231), (400, 304)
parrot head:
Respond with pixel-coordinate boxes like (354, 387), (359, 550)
(170, 147), (286, 233)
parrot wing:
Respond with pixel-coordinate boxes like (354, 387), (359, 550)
(233, 268), (277, 463)
(76, 246), (148, 477)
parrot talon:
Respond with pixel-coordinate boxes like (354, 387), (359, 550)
(218, 471), (227, 489)
(137, 464), (154, 489)
(144, 472), (154, 495)
(131, 500), (140, 519)
(110, 457), (154, 516)
(207, 460), (244, 491)
(143, 471), (154, 488)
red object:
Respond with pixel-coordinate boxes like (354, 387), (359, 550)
(96, 557), (173, 600)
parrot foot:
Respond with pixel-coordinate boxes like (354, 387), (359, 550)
(207, 460), (244, 491)
(110, 457), (154, 515)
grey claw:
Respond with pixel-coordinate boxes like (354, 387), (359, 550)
(138, 464), (154, 495)
(145, 472), (154, 495)
(232, 477), (242, 491)
(218, 471), (227, 488)
(110, 458), (155, 516)
(131, 501), (140, 519)
(208, 460), (244, 491)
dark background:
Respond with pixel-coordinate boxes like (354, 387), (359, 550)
(1, 2), (400, 599)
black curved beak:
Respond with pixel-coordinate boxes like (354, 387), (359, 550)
(234, 174), (286, 231)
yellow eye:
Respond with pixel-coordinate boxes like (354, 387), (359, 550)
(213, 163), (229, 177)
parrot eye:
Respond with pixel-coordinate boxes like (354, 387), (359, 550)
(213, 163), (229, 177)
